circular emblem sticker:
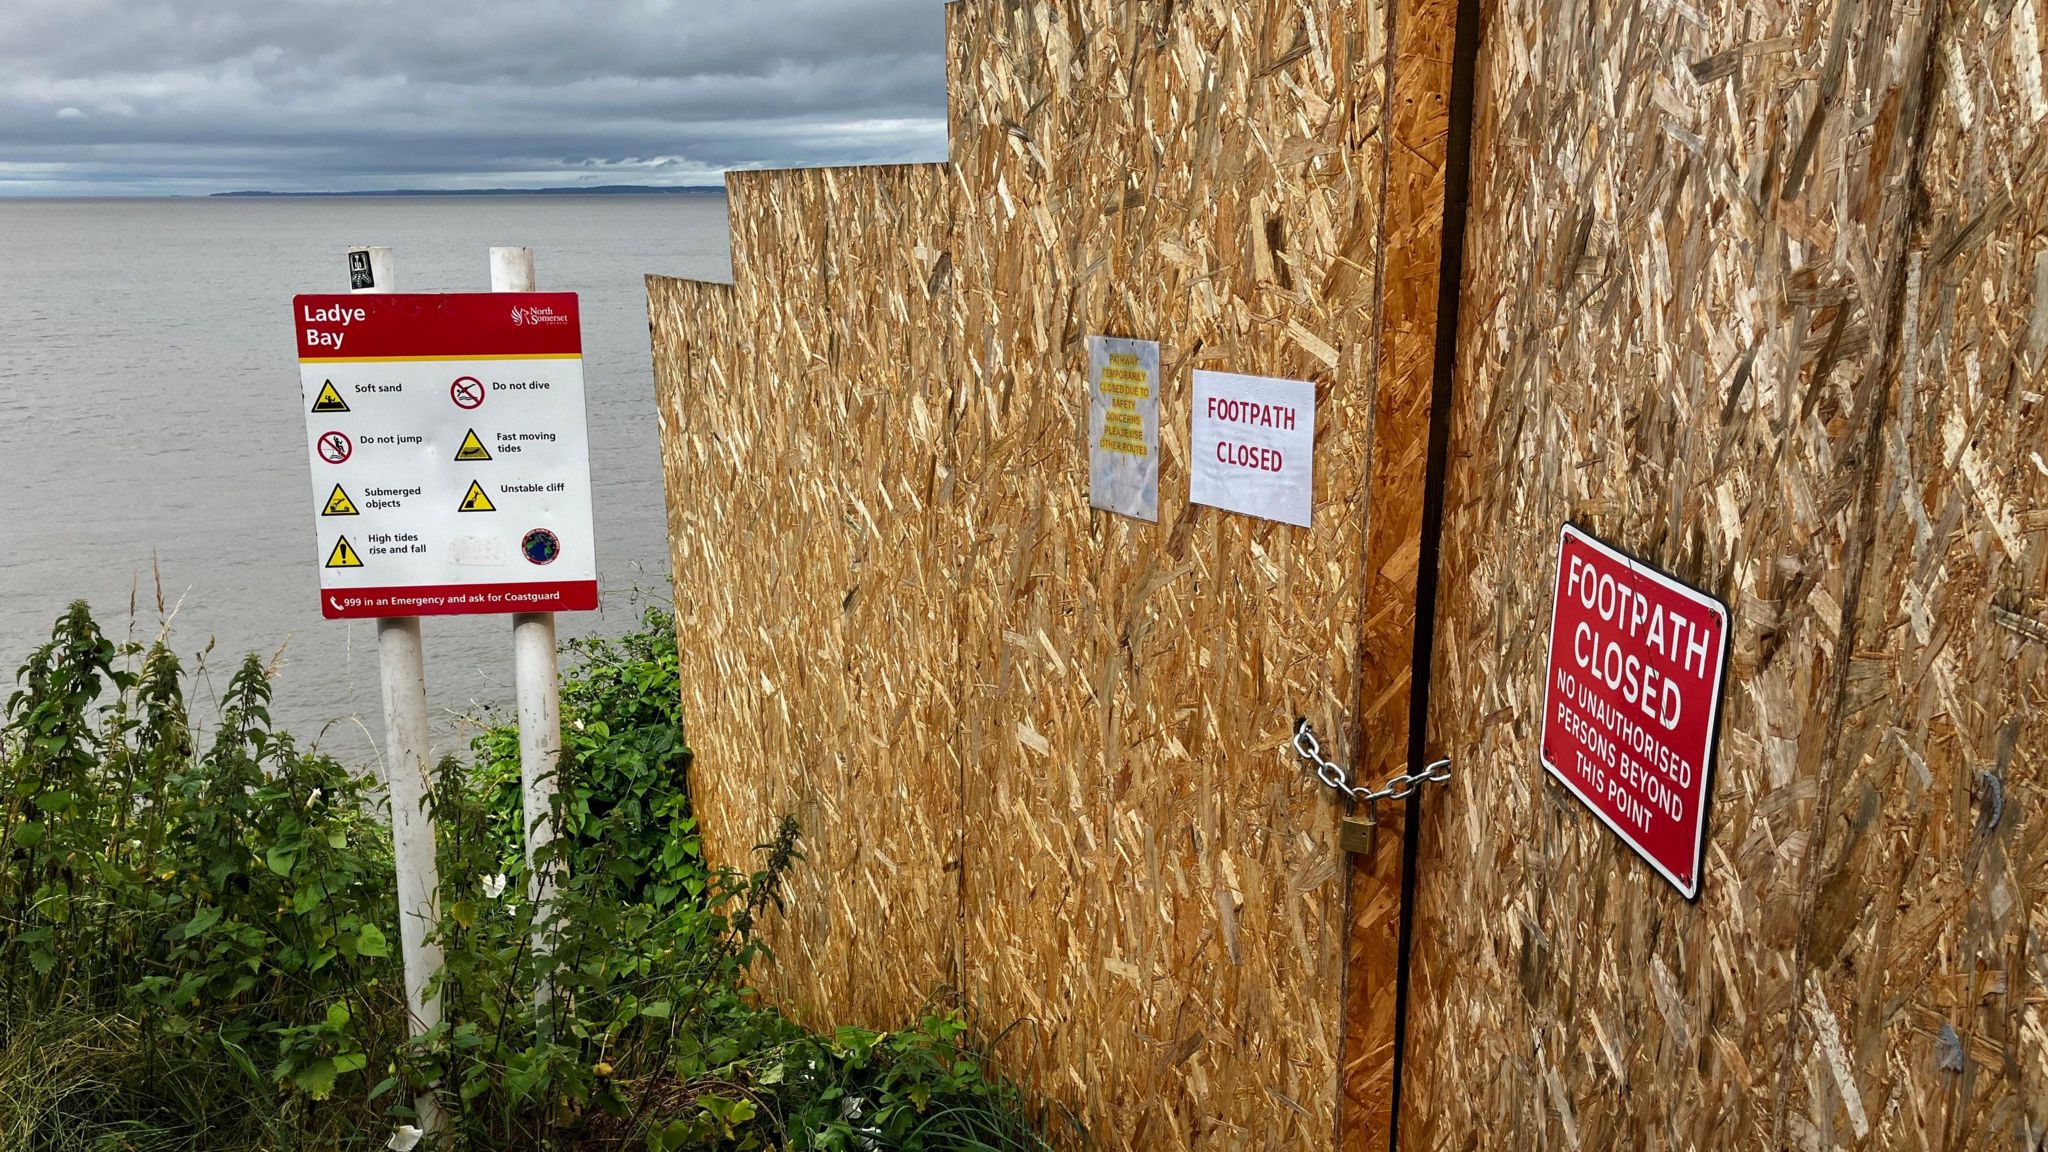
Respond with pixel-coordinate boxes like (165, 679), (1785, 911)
(520, 528), (561, 566)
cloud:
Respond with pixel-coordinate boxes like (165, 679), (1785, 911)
(0, 0), (950, 195)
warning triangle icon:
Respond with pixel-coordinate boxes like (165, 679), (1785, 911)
(458, 480), (496, 513)
(311, 380), (350, 413)
(322, 485), (360, 516)
(325, 536), (364, 569)
(454, 429), (492, 461)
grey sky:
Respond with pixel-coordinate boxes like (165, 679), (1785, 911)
(0, 0), (949, 195)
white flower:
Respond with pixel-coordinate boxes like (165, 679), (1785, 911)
(838, 1098), (880, 1151)
(481, 874), (508, 900)
(388, 1124), (424, 1151)
(308, 788), (323, 806)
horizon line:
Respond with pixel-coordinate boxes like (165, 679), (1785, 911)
(0, 184), (730, 201)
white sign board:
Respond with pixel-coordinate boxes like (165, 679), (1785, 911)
(294, 292), (598, 619)
(1189, 370), (1316, 527)
(1087, 335), (1160, 521)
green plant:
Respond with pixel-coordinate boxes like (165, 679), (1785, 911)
(646, 1010), (1056, 1152)
(473, 607), (700, 910)
(782, 1014), (1049, 1151)
(417, 799), (803, 1148)
(0, 604), (406, 1149)
(0, 602), (1056, 1151)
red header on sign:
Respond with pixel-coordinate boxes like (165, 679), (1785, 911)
(1539, 525), (1729, 899)
(294, 293), (582, 359)
(319, 580), (599, 620)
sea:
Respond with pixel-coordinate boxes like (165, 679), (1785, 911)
(0, 195), (733, 767)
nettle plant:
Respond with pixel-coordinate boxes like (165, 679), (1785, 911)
(0, 602), (407, 1147)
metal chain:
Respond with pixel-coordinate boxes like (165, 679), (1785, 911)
(1292, 718), (1452, 805)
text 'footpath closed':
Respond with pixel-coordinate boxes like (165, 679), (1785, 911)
(1189, 370), (1315, 526)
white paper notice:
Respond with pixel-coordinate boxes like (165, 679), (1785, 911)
(1190, 370), (1316, 527)
(1087, 336), (1161, 521)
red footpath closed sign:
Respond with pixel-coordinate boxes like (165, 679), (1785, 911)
(1540, 524), (1729, 898)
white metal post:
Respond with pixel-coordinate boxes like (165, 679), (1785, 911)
(489, 246), (564, 991)
(350, 247), (446, 1136)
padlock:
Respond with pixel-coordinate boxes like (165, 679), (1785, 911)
(1339, 814), (1376, 855)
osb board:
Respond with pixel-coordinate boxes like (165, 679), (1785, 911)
(1401, 0), (2043, 1148)
(647, 160), (966, 1032)
(651, 0), (1457, 1145)
(942, 1), (1393, 1145)
(1783, 0), (2047, 1143)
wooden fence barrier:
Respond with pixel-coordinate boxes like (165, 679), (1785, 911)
(1402, 0), (2046, 1146)
(650, 0), (2045, 1147)
(650, 0), (1455, 1146)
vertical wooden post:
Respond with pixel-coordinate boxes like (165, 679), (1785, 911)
(489, 246), (563, 1003)
(350, 246), (447, 1136)
(1340, 0), (1463, 1143)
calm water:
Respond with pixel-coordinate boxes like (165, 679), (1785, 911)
(0, 196), (731, 765)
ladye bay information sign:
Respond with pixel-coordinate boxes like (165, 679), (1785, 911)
(1086, 336), (1160, 521)
(1540, 525), (1729, 898)
(294, 293), (598, 619)
(1189, 370), (1316, 527)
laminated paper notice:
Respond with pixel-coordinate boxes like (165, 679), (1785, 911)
(1190, 370), (1316, 527)
(1087, 336), (1160, 521)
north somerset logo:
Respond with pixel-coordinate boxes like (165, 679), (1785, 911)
(509, 305), (568, 327)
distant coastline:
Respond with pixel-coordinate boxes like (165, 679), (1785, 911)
(211, 185), (726, 198)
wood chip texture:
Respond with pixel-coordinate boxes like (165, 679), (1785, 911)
(1401, 0), (2047, 1148)
(649, 1), (1455, 1147)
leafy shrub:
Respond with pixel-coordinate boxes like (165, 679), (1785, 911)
(0, 602), (1052, 1151)
(650, 1011), (1054, 1152)
(420, 789), (803, 1148)
(0, 602), (406, 1148)
(470, 607), (701, 910)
